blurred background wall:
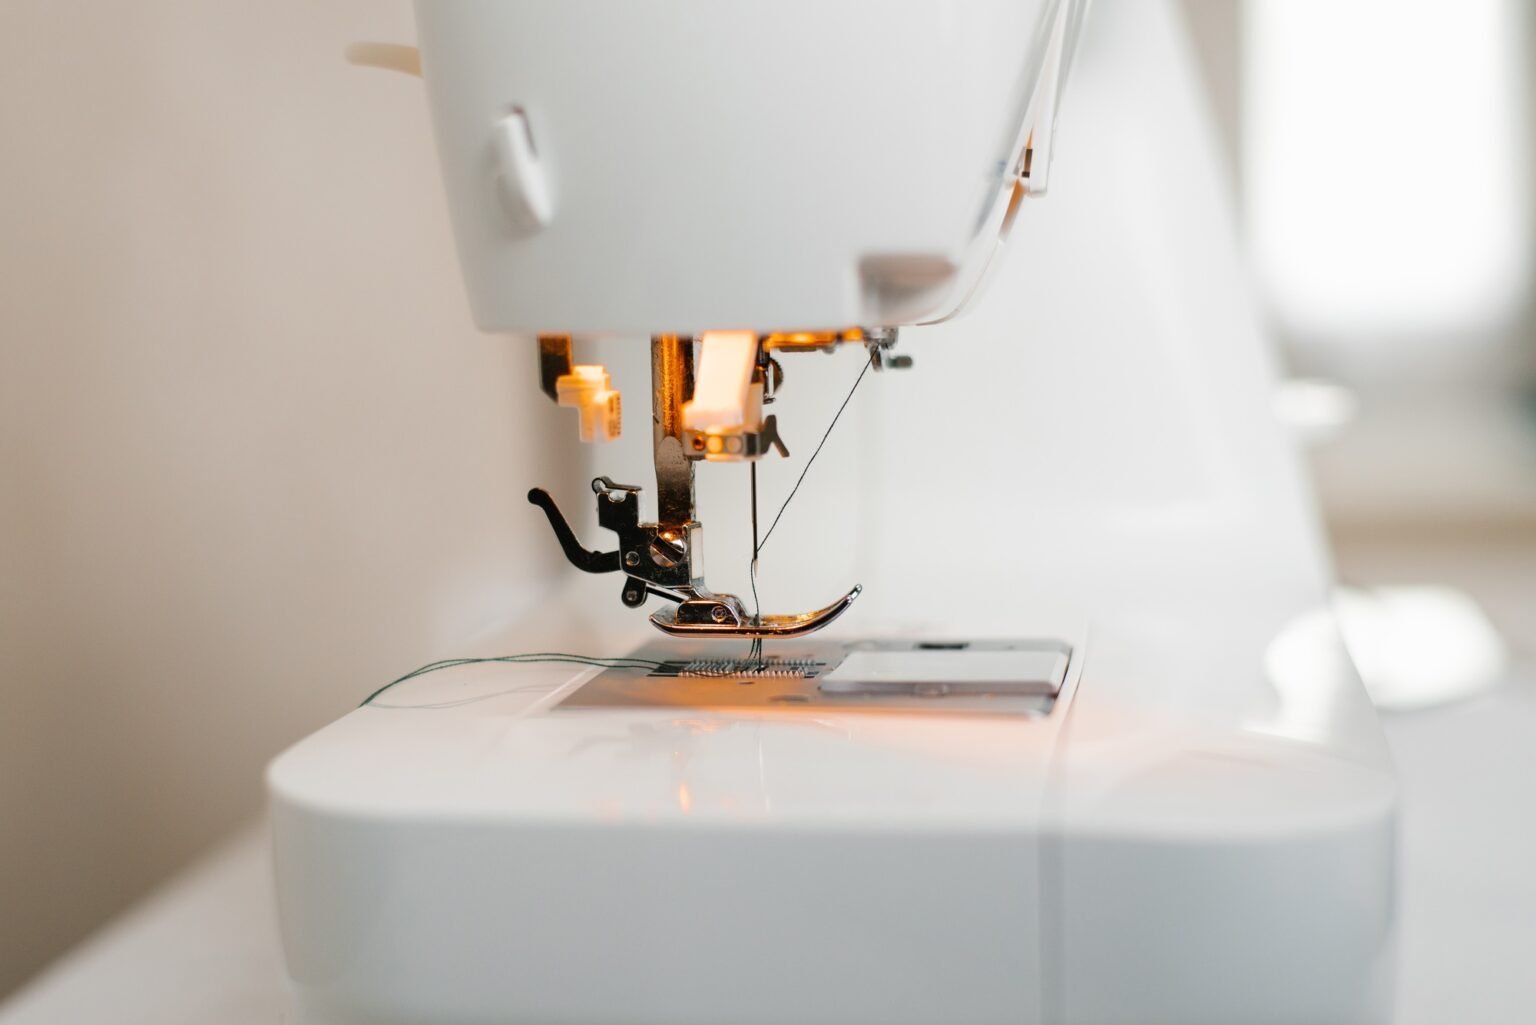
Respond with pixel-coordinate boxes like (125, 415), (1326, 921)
(1183, 0), (1536, 534)
(1241, 0), (1536, 532)
(1181, 0), (1536, 716)
(0, 0), (576, 997)
(0, 0), (1533, 1003)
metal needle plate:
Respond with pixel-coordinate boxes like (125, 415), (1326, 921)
(558, 638), (1069, 716)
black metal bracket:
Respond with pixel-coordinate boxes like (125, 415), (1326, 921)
(527, 478), (695, 604)
(526, 487), (621, 574)
(537, 335), (573, 401)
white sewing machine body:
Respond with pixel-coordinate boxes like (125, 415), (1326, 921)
(273, 616), (1393, 1025)
(270, 2), (1397, 1023)
(418, 0), (1082, 334)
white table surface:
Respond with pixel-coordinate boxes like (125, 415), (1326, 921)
(3, 666), (1533, 1024)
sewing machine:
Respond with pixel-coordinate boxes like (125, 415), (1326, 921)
(270, 1), (1397, 1022)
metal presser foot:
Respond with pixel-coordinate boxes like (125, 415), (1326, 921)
(528, 477), (860, 639)
(648, 586), (861, 639)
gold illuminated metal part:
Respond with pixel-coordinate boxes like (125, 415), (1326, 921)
(761, 328), (866, 352)
(651, 335), (696, 527)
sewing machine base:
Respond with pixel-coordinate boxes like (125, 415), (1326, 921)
(270, 627), (1395, 1025)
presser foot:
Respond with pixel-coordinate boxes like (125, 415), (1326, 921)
(530, 480), (861, 640)
(649, 585), (862, 639)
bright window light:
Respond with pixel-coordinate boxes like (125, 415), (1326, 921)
(1244, 0), (1528, 342)
(1335, 586), (1508, 710)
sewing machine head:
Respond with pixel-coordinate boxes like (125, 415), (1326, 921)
(360, 0), (1086, 639)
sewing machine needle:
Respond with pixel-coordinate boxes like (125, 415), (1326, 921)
(750, 461), (763, 663)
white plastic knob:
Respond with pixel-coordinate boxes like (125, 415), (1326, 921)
(555, 365), (620, 443)
(492, 110), (554, 232)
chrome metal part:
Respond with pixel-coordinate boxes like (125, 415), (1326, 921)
(651, 585), (861, 639)
(864, 328), (912, 371)
(682, 417), (788, 461)
(651, 334), (696, 527)
(525, 331), (866, 640)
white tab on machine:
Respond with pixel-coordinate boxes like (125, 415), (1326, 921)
(819, 641), (1069, 696)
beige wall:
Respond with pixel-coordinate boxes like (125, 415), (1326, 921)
(0, 1), (573, 996)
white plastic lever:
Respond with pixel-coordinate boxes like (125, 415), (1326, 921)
(555, 365), (621, 443)
(683, 331), (758, 431)
(1017, 0), (1073, 196)
(491, 110), (554, 232)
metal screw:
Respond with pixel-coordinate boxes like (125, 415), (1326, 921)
(624, 551), (640, 568)
(710, 606), (730, 623)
